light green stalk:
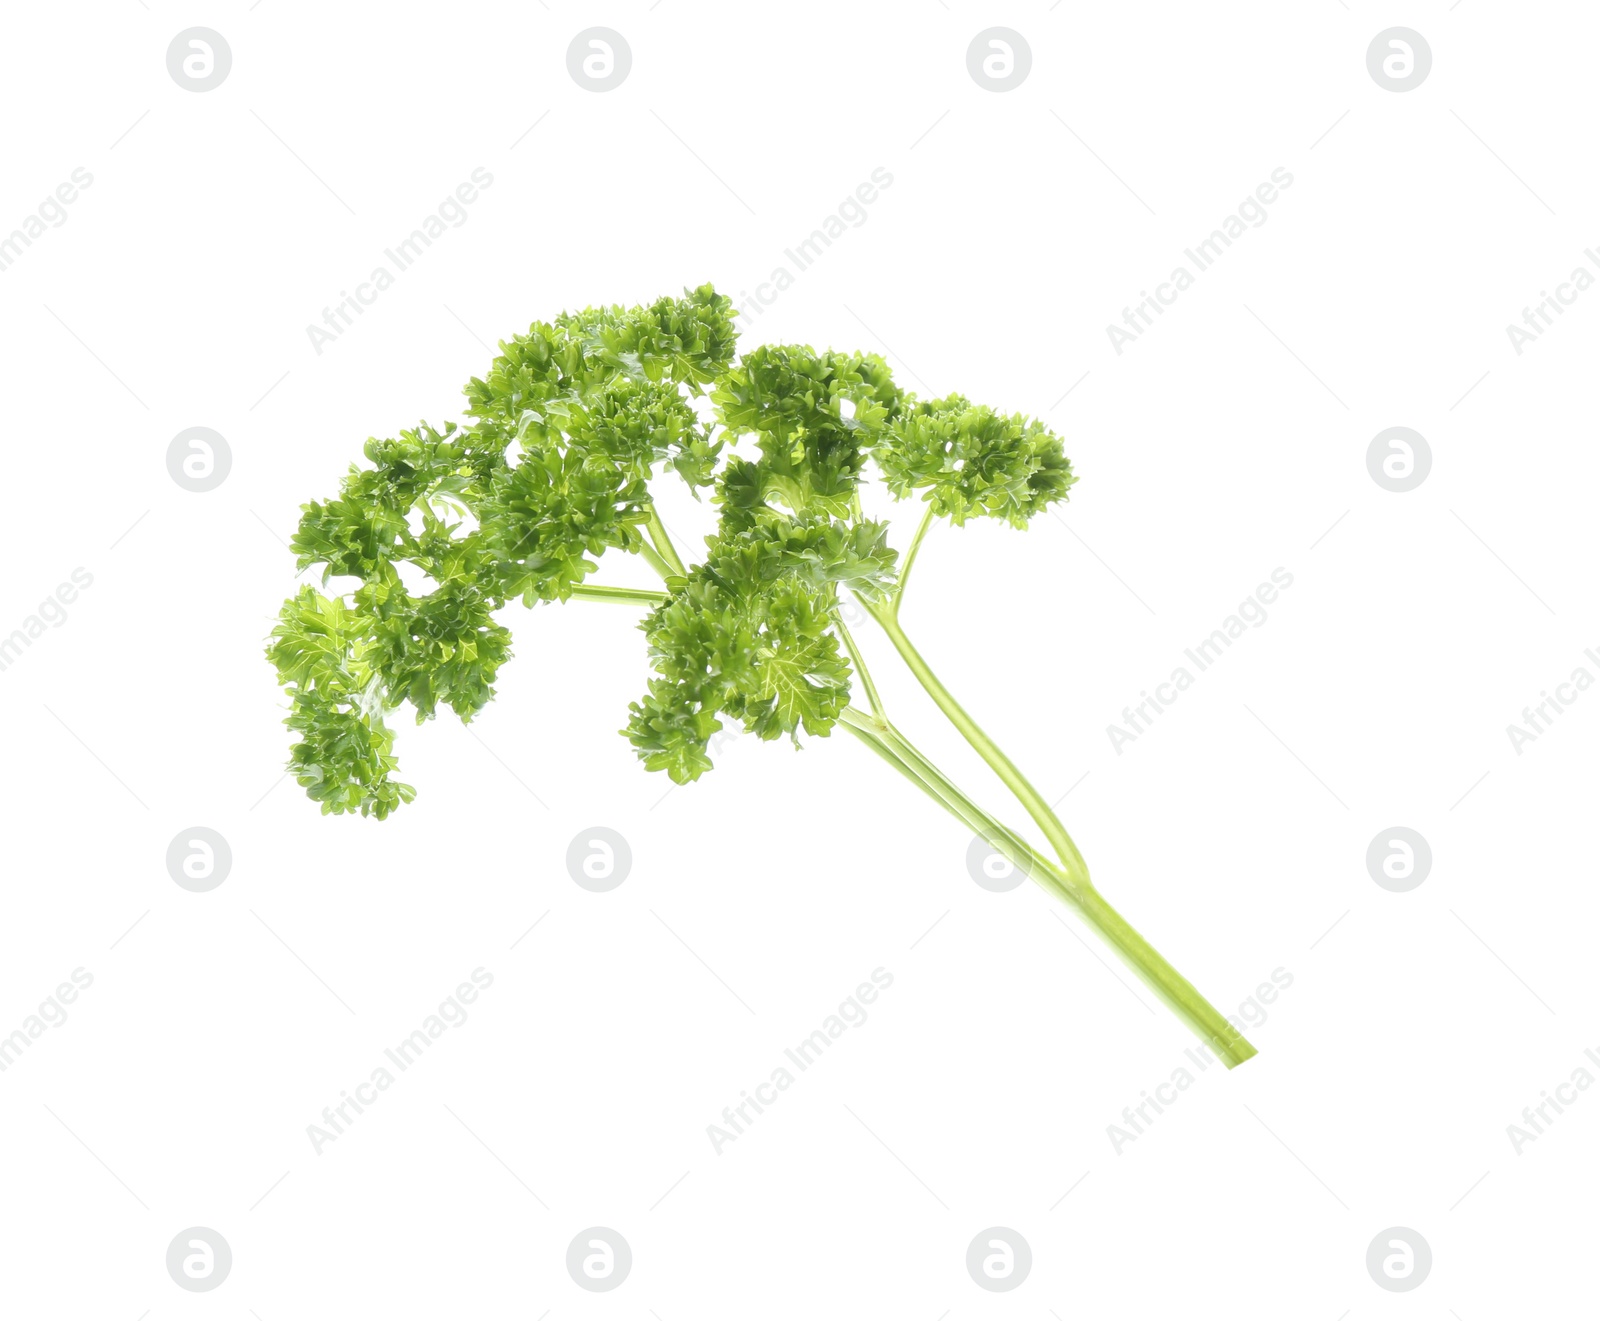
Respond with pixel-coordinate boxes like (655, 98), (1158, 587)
(593, 522), (1255, 1067)
(645, 508), (688, 578)
(842, 699), (1255, 1068)
(569, 584), (670, 606)
(843, 549), (1254, 1067)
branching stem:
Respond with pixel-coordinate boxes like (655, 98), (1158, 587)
(845, 610), (1256, 1069)
(863, 595), (1089, 885)
(569, 584), (669, 606)
(834, 614), (885, 721)
(891, 505), (935, 616)
(636, 538), (675, 582)
(646, 508), (688, 578)
(840, 708), (1041, 877)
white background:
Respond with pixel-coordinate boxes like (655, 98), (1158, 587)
(2, 2), (1597, 1316)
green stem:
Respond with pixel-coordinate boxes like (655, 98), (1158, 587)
(891, 506), (935, 615)
(840, 714), (1015, 854)
(871, 717), (1042, 875)
(646, 508), (687, 578)
(863, 598), (1089, 883)
(840, 710), (1043, 880)
(841, 647), (1257, 1068)
(835, 616), (885, 720)
(636, 538), (674, 582)
(569, 584), (669, 606)
(840, 713), (954, 813)
(1069, 887), (1257, 1067)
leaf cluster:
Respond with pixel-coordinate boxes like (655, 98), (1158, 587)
(874, 393), (1077, 528)
(269, 285), (1075, 813)
(623, 510), (899, 782)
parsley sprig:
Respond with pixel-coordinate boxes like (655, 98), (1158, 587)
(267, 285), (1256, 1066)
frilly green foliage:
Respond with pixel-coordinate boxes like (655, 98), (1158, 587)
(624, 510), (900, 781)
(268, 284), (1074, 814)
(875, 394), (1078, 528)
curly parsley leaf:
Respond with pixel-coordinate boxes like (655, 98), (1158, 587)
(270, 287), (1075, 810)
(874, 394), (1076, 528)
(712, 344), (904, 522)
